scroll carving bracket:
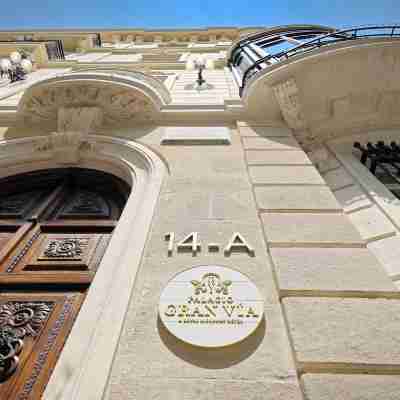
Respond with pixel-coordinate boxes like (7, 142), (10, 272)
(273, 78), (307, 131)
(34, 106), (102, 164)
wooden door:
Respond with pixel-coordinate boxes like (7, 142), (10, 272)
(0, 168), (130, 399)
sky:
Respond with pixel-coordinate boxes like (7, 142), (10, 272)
(0, 0), (399, 30)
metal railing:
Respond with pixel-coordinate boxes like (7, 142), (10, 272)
(229, 25), (400, 95)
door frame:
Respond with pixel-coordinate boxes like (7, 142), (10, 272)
(0, 134), (166, 400)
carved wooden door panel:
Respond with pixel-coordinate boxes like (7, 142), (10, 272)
(0, 168), (129, 399)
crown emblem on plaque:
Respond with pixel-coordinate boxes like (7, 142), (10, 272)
(190, 273), (232, 296)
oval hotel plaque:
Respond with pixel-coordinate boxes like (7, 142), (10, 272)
(159, 265), (264, 347)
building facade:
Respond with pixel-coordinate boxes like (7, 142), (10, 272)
(0, 24), (400, 399)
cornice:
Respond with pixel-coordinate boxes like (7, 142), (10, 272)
(0, 26), (262, 34)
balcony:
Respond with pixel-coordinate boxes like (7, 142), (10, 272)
(229, 25), (400, 95)
(228, 25), (400, 150)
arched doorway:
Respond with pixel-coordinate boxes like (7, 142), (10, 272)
(0, 167), (130, 399)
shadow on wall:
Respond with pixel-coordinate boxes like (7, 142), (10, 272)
(157, 315), (266, 369)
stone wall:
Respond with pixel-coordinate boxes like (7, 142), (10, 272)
(103, 123), (400, 399)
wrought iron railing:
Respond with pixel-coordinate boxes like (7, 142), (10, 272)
(354, 141), (400, 199)
(354, 141), (400, 175)
(229, 25), (400, 95)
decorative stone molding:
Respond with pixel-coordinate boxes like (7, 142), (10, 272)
(294, 89), (400, 152)
(273, 78), (307, 131)
(72, 69), (171, 105)
(0, 134), (166, 400)
(34, 131), (97, 164)
(17, 70), (172, 128)
(57, 106), (103, 133)
(332, 91), (379, 120)
(307, 147), (330, 171)
(19, 83), (156, 128)
(34, 106), (100, 164)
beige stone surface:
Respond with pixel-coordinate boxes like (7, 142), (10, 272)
(157, 187), (256, 222)
(108, 276), (299, 381)
(284, 297), (400, 365)
(100, 54), (143, 62)
(368, 235), (400, 280)
(0, 68), (71, 102)
(239, 125), (293, 137)
(315, 153), (341, 173)
(302, 374), (400, 400)
(106, 124), (301, 399)
(158, 146), (251, 190)
(262, 213), (364, 246)
(161, 126), (231, 144)
(333, 184), (372, 213)
(272, 247), (395, 293)
(215, 380), (302, 400)
(249, 166), (325, 185)
(242, 136), (300, 150)
(245, 150), (311, 165)
(348, 205), (396, 242)
(322, 167), (354, 190)
(255, 185), (340, 211)
(171, 70), (234, 104)
(237, 121), (286, 127)
(106, 377), (302, 400)
(106, 378), (216, 400)
(144, 220), (277, 304)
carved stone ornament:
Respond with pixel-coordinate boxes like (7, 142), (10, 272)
(34, 131), (96, 164)
(20, 82), (156, 127)
(283, 89), (400, 152)
(57, 106), (103, 133)
(307, 147), (330, 171)
(273, 78), (307, 131)
(34, 106), (100, 164)
(0, 302), (53, 381)
(159, 265), (264, 348)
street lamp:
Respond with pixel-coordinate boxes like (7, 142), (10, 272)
(0, 51), (33, 83)
(186, 55), (214, 90)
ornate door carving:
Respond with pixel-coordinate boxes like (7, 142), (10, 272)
(0, 168), (129, 399)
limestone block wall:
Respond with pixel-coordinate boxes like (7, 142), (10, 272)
(105, 125), (303, 399)
(319, 146), (400, 286)
(237, 122), (400, 400)
(104, 123), (400, 400)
